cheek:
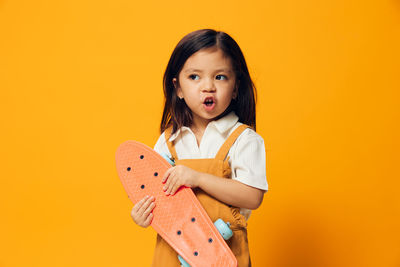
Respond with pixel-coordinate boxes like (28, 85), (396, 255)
(179, 88), (197, 103)
(221, 85), (236, 100)
(177, 81), (190, 97)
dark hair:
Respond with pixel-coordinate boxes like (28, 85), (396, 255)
(160, 29), (257, 134)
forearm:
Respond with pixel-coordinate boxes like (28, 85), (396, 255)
(196, 172), (264, 210)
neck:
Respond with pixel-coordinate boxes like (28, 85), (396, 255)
(190, 117), (210, 147)
(191, 116), (211, 133)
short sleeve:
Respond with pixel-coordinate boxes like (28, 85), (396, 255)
(153, 132), (172, 158)
(229, 129), (268, 192)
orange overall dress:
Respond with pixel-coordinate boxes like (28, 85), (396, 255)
(151, 124), (251, 267)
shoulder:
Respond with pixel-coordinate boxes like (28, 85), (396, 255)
(228, 123), (266, 162)
(154, 131), (166, 145)
(153, 131), (168, 155)
(235, 124), (265, 146)
(229, 124), (266, 162)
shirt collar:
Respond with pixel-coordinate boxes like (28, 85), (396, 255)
(168, 112), (239, 142)
(208, 111), (239, 134)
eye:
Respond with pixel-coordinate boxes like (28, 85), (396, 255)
(189, 74), (200, 80)
(216, 75), (227, 80)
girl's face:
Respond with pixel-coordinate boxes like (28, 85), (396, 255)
(173, 47), (237, 129)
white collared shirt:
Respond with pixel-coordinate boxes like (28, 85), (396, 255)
(153, 112), (268, 219)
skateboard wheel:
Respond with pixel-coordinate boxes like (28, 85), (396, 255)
(214, 219), (233, 240)
(160, 152), (175, 166)
(116, 141), (238, 266)
(178, 255), (191, 267)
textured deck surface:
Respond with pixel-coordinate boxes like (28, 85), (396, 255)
(116, 140), (237, 267)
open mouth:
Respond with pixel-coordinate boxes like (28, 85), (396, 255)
(204, 97), (214, 106)
(203, 97), (215, 111)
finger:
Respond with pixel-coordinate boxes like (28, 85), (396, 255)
(138, 196), (154, 214)
(133, 195), (148, 212)
(166, 175), (178, 195)
(143, 213), (154, 226)
(143, 201), (156, 218)
(162, 169), (169, 183)
(131, 207), (143, 224)
(162, 167), (174, 183)
(170, 181), (182, 196)
(164, 172), (175, 194)
(163, 172), (175, 192)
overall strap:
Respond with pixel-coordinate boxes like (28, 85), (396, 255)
(164, 127), (178, 160)
(215, 124), (249, 161)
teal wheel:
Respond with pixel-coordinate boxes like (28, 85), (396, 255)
(160, 152), (175, 166)
(178, 255), (191, 267)
(214, 218), (233, 240)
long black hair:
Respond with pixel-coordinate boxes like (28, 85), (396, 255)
(160, 29), (257, 134)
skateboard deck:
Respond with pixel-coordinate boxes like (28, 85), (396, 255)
(116, 140), (237, 267)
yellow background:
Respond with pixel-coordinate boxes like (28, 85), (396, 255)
(1, 0), (399, 266)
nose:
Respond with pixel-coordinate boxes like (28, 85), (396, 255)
(201, 77), (216, 92)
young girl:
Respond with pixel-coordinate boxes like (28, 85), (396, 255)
(130, 29), (268, 267)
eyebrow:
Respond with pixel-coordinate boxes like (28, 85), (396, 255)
(184, 68), (232, 73)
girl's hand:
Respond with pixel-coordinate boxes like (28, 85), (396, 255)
(131, 195), (155, 228)
(162, 165), (200, 196)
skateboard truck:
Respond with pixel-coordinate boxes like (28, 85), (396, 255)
(178, 218), (234, 267)
(160, 151), (235, 265)
(116, 141), (237, 267)
(158, 151), (235, 266)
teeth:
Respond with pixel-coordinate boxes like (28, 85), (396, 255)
(204, 98), (214, 106)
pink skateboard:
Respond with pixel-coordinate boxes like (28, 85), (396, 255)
(116, 140), (237, 267)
